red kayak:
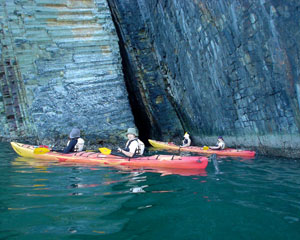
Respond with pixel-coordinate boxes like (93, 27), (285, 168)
(10, 142), (208, 169)
(149, 139), (256, 158)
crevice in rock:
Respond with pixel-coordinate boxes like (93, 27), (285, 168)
(107, 1), (154, 144)
(0, 4), (32, 140)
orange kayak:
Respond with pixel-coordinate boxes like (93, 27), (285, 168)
(10, 142), (208, 169)
(148, 139), (256, 158)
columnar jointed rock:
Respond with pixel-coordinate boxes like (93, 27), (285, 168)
(0, 0), (135, 145)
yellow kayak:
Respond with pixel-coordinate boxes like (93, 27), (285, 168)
(148, 139), (256, 157)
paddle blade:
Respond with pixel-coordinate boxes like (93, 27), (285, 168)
(203, 146), (209, 150)
(99, 147), (111, 155)
(34, 147), (50, 154)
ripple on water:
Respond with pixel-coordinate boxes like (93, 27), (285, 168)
(1, 144), (300, 239)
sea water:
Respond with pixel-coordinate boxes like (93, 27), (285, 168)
(0, 142), (300, 240)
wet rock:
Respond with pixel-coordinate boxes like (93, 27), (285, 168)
(0, 0), (134, 144)
(107, 0), (300, 157)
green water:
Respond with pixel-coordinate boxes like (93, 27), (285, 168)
(0, 143), (300, 240)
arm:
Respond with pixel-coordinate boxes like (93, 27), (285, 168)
(117, 141), (138, 157)
(209, 142), (222, 150)
(117, 148), (135, 157)
(209, 145), (221, 150)
(63, 139), (77, 153)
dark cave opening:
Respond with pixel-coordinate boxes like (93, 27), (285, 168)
(107, 2), (153, 145)
(120, 58), (153, 146)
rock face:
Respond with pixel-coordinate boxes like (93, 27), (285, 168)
(0, 0), (135, 145)
(1, 0), (300, 157)
(107, 0), (184, 142)
(107, 0), (300, 157)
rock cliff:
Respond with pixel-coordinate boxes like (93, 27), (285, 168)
(107, 0), (300, 157)
(0, 0), (135, 146)
(1, 0), (300, 157)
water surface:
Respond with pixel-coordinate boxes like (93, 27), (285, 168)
(0, 143), (300, 240)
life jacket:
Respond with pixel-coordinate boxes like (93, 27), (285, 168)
(218, 140), (225, 150)
(125, 138), (145, 156)
(75, 138), (84, 152)
(67, 138), (85, 152)
(182, 137), (191, 146)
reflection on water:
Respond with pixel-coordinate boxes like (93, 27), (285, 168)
(1, 143), (300, 239)
(4, 157), (147, 236)
(12, 156), (207, 177)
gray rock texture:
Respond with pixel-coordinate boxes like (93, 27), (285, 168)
(1, 0), (300, 157)
(107, 0), (300, 157)
(0, 0), (135, 146)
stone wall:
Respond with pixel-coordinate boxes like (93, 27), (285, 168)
(108, 0), (300, 157)
(0, 0), (135, 145)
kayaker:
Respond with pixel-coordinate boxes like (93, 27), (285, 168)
(67, 136), (85, 152)
(209, 136), (225, 150)
(117, 128), (145, 157)
(63, 128), (84, 153)
(181, 132), (191, 147)
(74, 137), (85, 152)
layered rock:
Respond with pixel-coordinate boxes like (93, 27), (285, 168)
(0, 0), (135, 145)
(107, 0), (184, 142)
(108, 0), (300, 157)
(1, 0), (300, 157)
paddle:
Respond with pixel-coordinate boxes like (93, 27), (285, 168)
(33, 141), (60, 154)
(33, 147), (50, 154)
(99, 147), (112, 155)
(34, 145), (113, 155)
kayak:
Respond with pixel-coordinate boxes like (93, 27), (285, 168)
(10, 142), (208, 169)
(13, 156), (208, 177)
(148, 139), (256, 158)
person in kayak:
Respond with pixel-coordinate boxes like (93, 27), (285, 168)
(117, 128), (145, 157)
(67, 135), (85, 152)
(209, 136), (225, 150)
(181, 132), (191, 147)
(63, 127), (85, 153)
